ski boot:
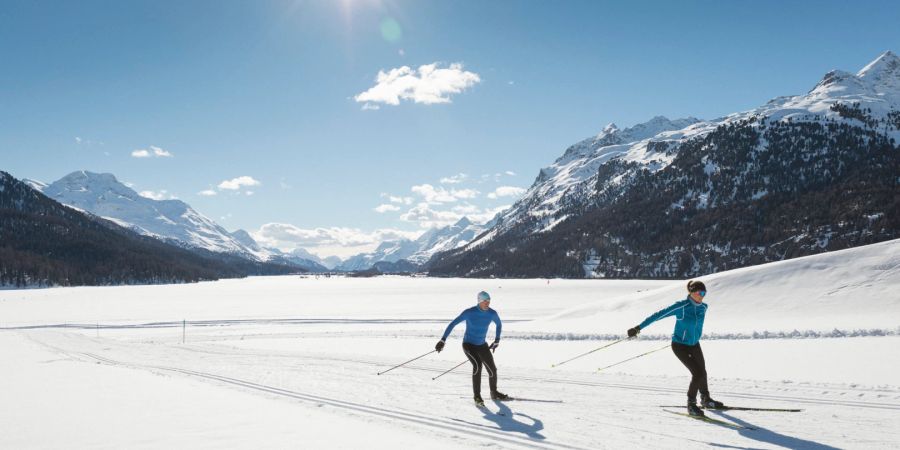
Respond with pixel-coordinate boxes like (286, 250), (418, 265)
(491, 391), (511, 401)
(474, 395), (485, 407)
(687, 400), (705, 417)
(701, 396), (725, 410)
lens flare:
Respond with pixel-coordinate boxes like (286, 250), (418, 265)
(380, 17), (402, 42)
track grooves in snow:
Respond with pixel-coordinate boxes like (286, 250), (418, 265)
(74, 352), (592, 450)
(174, 347), (900, 412)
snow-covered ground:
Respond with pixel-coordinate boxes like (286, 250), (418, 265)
(2, 239), (899, 449)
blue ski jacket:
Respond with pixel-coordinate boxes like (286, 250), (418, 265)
(441, 306), (502, 345)
(638, 297), (708, 346)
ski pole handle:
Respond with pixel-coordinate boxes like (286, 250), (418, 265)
(551, 337), (631, 368)
(432, 359), (468, 381)
(596, 343), (669, 372)
(377, 350), (436, 375)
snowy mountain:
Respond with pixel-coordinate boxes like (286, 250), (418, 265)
(336, 239), (422, 271)
(22, 178), (48, 192)
(429, 51), (900, 278)
(0, 171), (295, 287)
(407, 217), (487, 264)
(264, 247), (330, 272)
(335, 217), (487, 271)
(477, 116), (702, 242)
(42, 171), (269, 261)
(320, 255), (343, 270)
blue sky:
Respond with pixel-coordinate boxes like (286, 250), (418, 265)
(2, 0), (898, 257)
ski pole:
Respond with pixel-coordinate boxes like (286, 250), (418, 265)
(377, 350), (436, 375)
(431, 360), (468, 381)
(551, 337), (631, 368)
(596, 343), (670, 372)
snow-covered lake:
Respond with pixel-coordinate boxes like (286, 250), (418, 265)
(2, 239), (898, 449)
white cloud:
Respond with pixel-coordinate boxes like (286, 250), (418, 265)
(151, 146), (172, 157)
(440, 173), (468, 184)
(398, 49), (405, 57)
(218, 176), (261, 190)
(139, 190), (175, 201)
(400, 203), (464, 228)
(132, 145), (173, 158)
(374, 204), (401, 213)
(452, 188), (479, 199)
(198, 189), (217, 196)
(471, 205), (510, 224)
(354, 62), (481, 107)
(398, 202), (507, 229)
(252, 224), (421, 259)
(452, 203), (481, 215)
(75, 137), (82, 144)
(505, 171), (516, 176)
(245, 191), (254, 196)
(410, 184), (480, 204)
(411, 184), (457, 203)
(383, 194), (414, 205)
(487, 186), (527, 199)
(361, 103), (381, 111)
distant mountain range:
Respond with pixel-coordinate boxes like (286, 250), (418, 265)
(427, 51), (900, 278)
(0, 171), (296, 287)
(38, 171), (268, 258)
(336, 217), (487, 271)
(27, 170), (485, 274)
(10, 52), (897, 282)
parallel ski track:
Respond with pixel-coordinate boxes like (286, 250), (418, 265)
(72, 351), (592, 450)
(1, 317), (529, 330)
(167, 345), (900, 412)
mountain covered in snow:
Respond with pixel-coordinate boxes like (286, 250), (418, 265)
(336, 239), (422, 272)
(40, 171), (276, 261)
(263, 247), (331, 272)
(0, 171), (296, 287)
(336, 217), (487, 271)
(429, 51), (900, 278)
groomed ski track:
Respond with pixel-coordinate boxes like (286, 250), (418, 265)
(18, 329), (900, 449)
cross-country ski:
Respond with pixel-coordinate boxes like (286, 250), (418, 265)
(660, 405), (804, 412)
(663, 409), (756, 430)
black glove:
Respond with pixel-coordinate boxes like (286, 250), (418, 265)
(435, 340), (445, 352)
(627, 326), (641, 338)
(489, 340), (499, 352)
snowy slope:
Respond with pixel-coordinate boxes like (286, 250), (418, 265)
(530, 238), (900, 335)
(264, 247), (330, 272)
(337, 239), (422, 271)
(22, 178), (48, 192)
(2, 239), (899, 449)
(337, 217), (487, 270)
(407, 217), (487, 264)
(43, 171), (268, 261)
(468, 51), (900, 249)
(477, 116), (702, 242)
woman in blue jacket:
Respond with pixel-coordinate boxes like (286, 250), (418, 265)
(627, 280), (725, 416)
(435, 291), (509, 406)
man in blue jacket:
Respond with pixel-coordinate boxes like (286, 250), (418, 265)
(436, 291), (509, 406)
(627, 280), (725, 416)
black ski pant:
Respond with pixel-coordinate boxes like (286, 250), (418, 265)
(671, 342), (710, 402)
(462, 342), (497, 398)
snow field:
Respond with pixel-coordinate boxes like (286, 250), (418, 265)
(1, 240), (899, 448)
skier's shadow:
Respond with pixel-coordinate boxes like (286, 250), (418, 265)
(451, 401), (546, 440)
(710, 412), (841, 450)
